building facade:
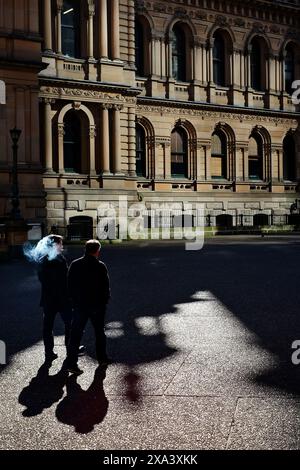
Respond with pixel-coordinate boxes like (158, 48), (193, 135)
(1, 0), (300, 237)
(0, 0), (45, 227)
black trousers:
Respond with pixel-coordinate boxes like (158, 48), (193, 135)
(43, 306), (72, 356)
(67, 306), (107, 366)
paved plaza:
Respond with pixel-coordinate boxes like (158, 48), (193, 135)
(1, 237), (300, 450)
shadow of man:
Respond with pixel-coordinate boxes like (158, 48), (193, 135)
(55, 366), (108, 434)
(18, 362), (68, 417)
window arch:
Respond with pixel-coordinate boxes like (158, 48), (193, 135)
(61, 0), (81, 58)
(213, 31), (225, 86)
(171, 128), (188, 178)
(285, 43), (295, 95)
(172, 23), (186, 82)
(250, 37), (267, 92)
(135, 16), (151, 77)
(283, 133), (296, 181)
(211, 131), (227, 179)
(248, 134), (264, 180)
(136, 124), (146, 177)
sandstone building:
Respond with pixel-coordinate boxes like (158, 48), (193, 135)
(1, 0), (300, 238)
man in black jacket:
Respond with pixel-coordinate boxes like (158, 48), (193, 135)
(66, 239), (111, 375)
(38, 235), (72, 362)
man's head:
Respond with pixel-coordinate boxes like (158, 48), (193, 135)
(85, 239), (101, 258)
(48, 234), (63, 254)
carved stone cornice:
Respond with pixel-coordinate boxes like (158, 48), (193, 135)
(39, 86), (127, 106)
(136, 102), (299, 127)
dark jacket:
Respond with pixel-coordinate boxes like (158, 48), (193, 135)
(68, 255), (110, 310)
(38, 254), (69, 309)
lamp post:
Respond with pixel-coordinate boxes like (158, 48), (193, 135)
(9, 127), (22, 219)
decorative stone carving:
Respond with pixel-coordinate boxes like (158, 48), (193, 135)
(155, 137), (171, 147)
(89, 125), (97, 138)
(215, 15), (228, 27)
(40, 86), (126, 104)
(136, 104), (298, 127)
(58, 123), (65, 137)
(234, 18), (245, 27)
(153, 3), (167, 13)
(252, 22), (266, 34)
(72, 101), (81, 110)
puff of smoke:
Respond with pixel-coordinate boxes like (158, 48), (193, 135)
(23, 236), (59, 263)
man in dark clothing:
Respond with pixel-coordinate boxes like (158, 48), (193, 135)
(38, 235), (72, 362)
(66, 239), (111, 375)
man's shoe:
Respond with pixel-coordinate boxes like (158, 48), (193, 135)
(45, 352), (58, 362)
(78, 345), (85, 356)
(67, 365), (83, 375)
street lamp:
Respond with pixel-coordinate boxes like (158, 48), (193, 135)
(9, 127), (22, 219)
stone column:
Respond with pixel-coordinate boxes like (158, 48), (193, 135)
(202, 43), (207, 84)
(151, 35), (161, 76)
(88, 1), (95, 59)
(99, 0), (108, 58)
(128, 107), (136, 176)
(208, 39), (214, 84)
(101, 104), (110, 174)
(167, 35), (173, 77)
(205, 145), (211, 180)
(111, 0), (120, 60)
(128, 0), (135, 68)
(44, 99), (54, 172)
(89, 125), (96, 175)
(194, 42), (202, 82)
(246, 46), (252, 88)
(112, 105), (123, 174)
(56, 0), (63, 55)
(44, 0), (53, 52)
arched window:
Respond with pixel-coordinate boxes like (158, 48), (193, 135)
(135, 19), (145, 77)
(62, 0), (80, 57)
(213, 32), (225, 86)
(211, 132), (227, 179)
(248, 135), (263, 180)
(283, 134), (296, 181)
(136, 124), (146, 177)
(171, 128), (188, 177)
(285, 44), (295, 95)
(64, 110), (81, 173)
(172, 24), (186, 82)
(250, 38), (263, 91)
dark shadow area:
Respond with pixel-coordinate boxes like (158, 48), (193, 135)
(18, 361), (68, 417)
(3, 240), (300, 400)
(55, 366), (108, 434)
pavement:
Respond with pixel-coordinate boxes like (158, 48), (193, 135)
(1, 236), (300, 450)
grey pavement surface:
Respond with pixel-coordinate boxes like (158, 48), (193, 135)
(1, 236), (300, 449)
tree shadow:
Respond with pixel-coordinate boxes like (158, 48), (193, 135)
(55, 366), (108, 434)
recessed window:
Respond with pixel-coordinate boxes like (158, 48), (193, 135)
(64, 110), (81, 173)
(211, 132), (227, 179)
(171, 129), (188, 178)
(62, 0), (80, 58)
(213, 32), (225, 86)
(250, 38), (263, 91)
(283, 134), (296, 181)
(285, 44), (295, 95)
(248, 135), (263, 180)
(172, 24), (186, 82)
(136, 124), (146, 177)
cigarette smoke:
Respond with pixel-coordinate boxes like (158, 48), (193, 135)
(23, 236), (59, 263)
